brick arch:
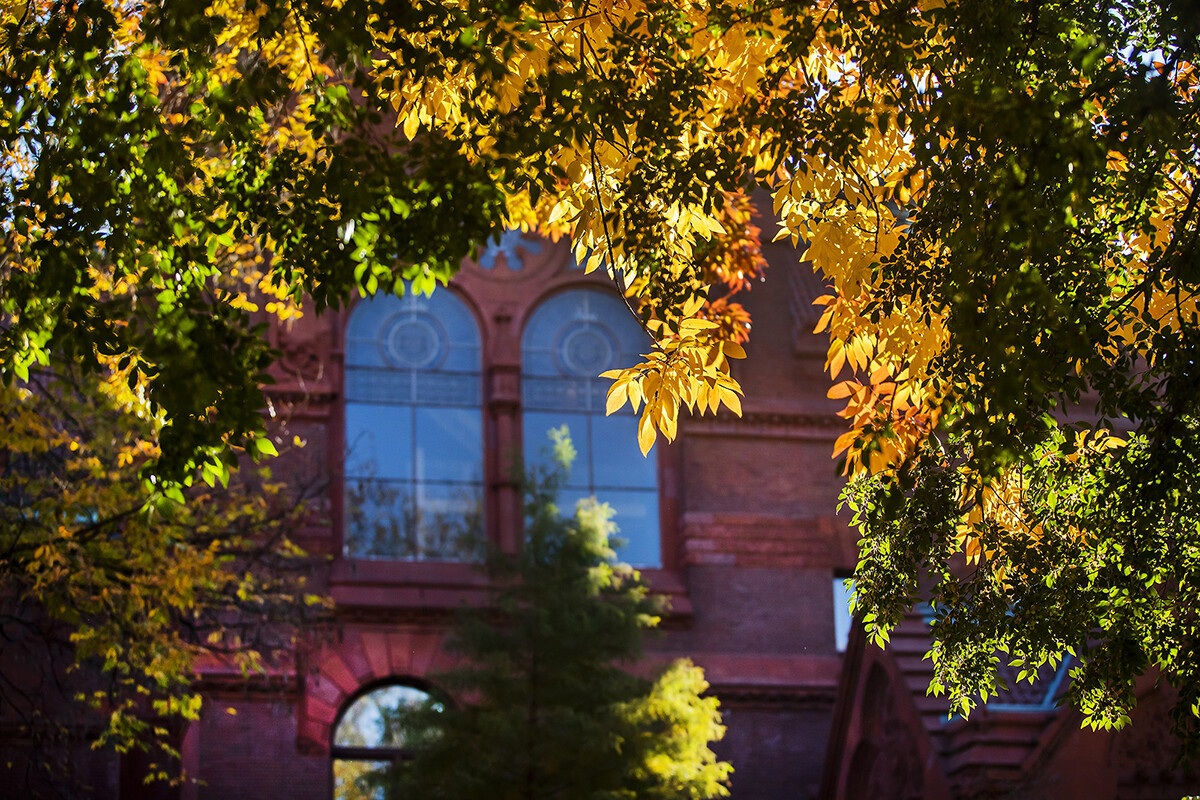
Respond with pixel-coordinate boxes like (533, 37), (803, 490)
(452, 238), (613, 370)
(296, 626), (454, 753)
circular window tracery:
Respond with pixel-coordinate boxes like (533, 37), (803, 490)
(381, 313), (446, 370)
(555, 321), (619, 377)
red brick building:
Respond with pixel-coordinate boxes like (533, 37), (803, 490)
(12, 226), (1200, 799)
(821, 608), (1200, 799)
(181, 227), (1200, 800)
(177, 229), (858, 800)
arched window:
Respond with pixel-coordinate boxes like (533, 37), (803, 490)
(331, 683), (442, 800)
(344, 291), (483, 560)
(521, 288), (660, 566)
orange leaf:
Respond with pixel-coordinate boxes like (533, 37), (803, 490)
(827, 380), (858, 400)
(832, 430), (857, 458)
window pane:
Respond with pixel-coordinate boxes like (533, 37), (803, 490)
(553, 489), (591, 521)
(334, 685), (434, 748)
(833, 578), (854, 653)
(415, 407), (483, 483)
(523, 412), (591, 490)
(345, 296), (397, 370)
(602, 489), (660, 568)
(551, 489), (659, 568)
(411, 482), (484, 561)
(592, 413), (656, 489)
(413, 370), (481, 407)
(344, 479), (417, 559)
(522, 374), (606, 413)
(521, 347), (558, 379)
(345, 404), (412, 481)
(344, 479), (483, 561)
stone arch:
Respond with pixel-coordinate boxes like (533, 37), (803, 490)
(297, 627), (453, 753)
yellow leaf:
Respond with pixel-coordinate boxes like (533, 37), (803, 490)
(722, 341), (747, 359)
(628, 379), (644, 413)
(638, 413), (656, 456)
(679, 318), (719, 334)
(681, 289), (708, 317)
(661, 410), (678, 441)
(718, 386), (742, 416)
(402, 111), (419, 140)
(701, 383), (715, 414)
(584, 251), (605, 274)
(828, 346), (846, 378)
(643, 370), (661, 402)
(606, 382), (629, 416)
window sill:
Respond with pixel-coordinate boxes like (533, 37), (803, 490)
(328, 560), (691, 617)
(330, 559), (488, 610)
(642, 568), (692, 619)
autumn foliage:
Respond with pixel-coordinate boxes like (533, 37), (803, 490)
(5, 0), (1200, 760)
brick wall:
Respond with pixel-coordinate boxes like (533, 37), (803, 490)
(192, 696), (327, 800)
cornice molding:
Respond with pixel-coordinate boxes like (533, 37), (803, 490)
(263, 387), (338, 406)
(682, 408), (845, 440)
(710, 682), (838, 711)
(194, 672), (300, 697)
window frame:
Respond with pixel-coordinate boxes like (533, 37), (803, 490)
(337, 286), (489, 565)
(330, 245), (685, 605)
(519, 285), (663, 568)
(329, 678), (447, 799)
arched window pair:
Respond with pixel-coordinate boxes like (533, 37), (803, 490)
(343, 288), (659, 566)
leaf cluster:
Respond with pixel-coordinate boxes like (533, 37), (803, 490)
(821, 0), (1200, 750)
(1, 0), (508, 484)
(0, 368), (329, 790)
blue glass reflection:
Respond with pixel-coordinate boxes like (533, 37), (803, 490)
(345, 404), (414, 481)
(415, 407), (483, 483)
(521, 289), (660, 567)
(591, 414), (656, 489)
(344, 290), (484, 561)
(524, 413), (592, 490)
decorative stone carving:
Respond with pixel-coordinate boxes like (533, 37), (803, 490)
(278, 337), (325, 384)
(477, 229), (544, 271)
(846, 663), (924, 800)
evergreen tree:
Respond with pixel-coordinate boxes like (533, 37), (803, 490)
(374, 431), (731, 800)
